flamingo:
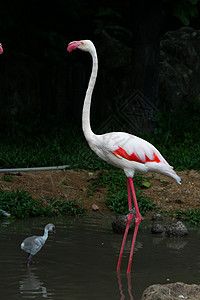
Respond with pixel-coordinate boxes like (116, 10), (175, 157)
(67, 40), (181, 273)
(0, 43), (3, 54)
(21, 223), (56, 266)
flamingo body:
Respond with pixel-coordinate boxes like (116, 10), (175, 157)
(21, 223), (56, 266)
(67, 39), (181, 273)
(87, 131), (181, 181)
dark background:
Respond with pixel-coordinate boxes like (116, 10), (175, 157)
(0, 0), (199, 134)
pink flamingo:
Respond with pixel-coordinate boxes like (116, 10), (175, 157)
(0, 43), (3, 54)
(67, 40), (181, 273)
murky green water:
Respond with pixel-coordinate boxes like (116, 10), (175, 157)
(0, 215), (200, 299)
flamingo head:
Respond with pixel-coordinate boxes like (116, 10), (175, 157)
(67, 40), (94, 53)
(0, 43), (3, 54)
(45, 223), (56, 234)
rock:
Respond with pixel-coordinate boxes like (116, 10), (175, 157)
(151, 214), (165, 234)
(152, 214), (164, 221)
(151, 220), (188, 237)
(88, 172), (94, 176)
(92, 204), (99, 211)
(175, 199), (185, 204)
(62, 194), (69, 199)
(151, 223), (165, 234)
(140, 282), (200, 300)
(112, 215), (135, 234)
(165, 221), (188, 237)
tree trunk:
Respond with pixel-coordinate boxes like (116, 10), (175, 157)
(127, 0), (164, 133)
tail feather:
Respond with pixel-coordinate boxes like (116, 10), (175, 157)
(146, 162), (181, 184)
(168, 171), (181, 185)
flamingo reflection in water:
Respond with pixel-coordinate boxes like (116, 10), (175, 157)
(117, 272), (134, 300)
(19, 269), (52, 298)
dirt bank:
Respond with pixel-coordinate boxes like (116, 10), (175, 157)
(0, 169), (199, 215)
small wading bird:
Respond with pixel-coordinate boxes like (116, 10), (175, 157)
(21, 224), (56, 266)
(67, 40), (181, 273)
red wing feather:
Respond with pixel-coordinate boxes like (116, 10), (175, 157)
(113, 146), (160, 164)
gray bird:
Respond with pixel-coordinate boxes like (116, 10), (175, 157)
(21, 223), (56, 266)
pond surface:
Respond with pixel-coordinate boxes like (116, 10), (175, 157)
(0, 215), (200, 300)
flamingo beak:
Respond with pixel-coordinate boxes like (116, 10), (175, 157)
(67, 41), (82, 53)
(0, 43), (3, 55)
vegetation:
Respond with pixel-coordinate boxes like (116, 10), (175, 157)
(87, 170), (155, 215)
(0, 189), (85, 219)
(163, 0), (200, 26)
(0, 1), (199, 221)
(0, 120), (102, 170)
(162, 209), (200, 226)
(148, 103), (200, 170)
(0, 102), (199, 171)
(0, 102), (200, 221)
(174, 209), (200, 225)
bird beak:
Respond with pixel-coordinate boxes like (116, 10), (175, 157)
(0, 44), (3, 55)
(67, 41), (82, 53)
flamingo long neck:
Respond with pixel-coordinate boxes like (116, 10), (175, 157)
(42, 229), (49, 242)
(82, 47), (98, 141)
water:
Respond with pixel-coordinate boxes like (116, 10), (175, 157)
(0, 215), (200, 300)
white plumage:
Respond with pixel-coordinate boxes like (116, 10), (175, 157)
(21, 223), (56, 266)
(67, 39), (181, 273)
(91, 131), (181, 181)
(67, 40), (181, 184)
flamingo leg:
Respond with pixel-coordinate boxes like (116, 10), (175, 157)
(127, 177), (141, 274)
(117, 177), (134, 271)
(117, 177), (142, 273)
(27, 253), (33, 266)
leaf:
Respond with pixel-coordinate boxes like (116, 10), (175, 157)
(173, 1), (199, 25)
(141, 182), (151, 188)
(189, 0), (199, 5)
(189, 6), (198, 17)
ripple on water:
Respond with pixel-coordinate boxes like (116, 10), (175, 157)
(1, 216), (200, 300)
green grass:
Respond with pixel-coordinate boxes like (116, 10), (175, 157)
(172, 209), (200, 226)
(0, 189), (85, 219)
(147, 103), (200, 170)
(0, 103), (200, 171)
(0, 102), (200, 220)
(161, 209), (200, 226)
(0, 120), (109, 170)
(1, 174), (15, 182)
(86, 170), (155, 215)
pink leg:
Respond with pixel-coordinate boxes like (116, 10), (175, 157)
(127, 177), (141, 273)
(117, 178), (134, 271)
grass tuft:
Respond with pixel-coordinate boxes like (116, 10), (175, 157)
(0, 189), (85, 219)
(87, 170), (155, 215)
(173, 209), (200, 225)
